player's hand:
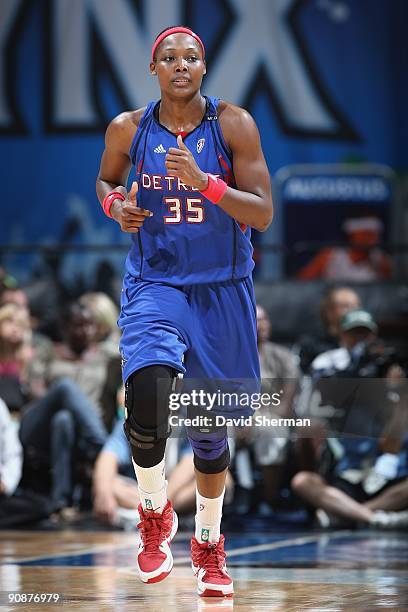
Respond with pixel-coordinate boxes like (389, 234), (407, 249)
(93, 489), (118, 524)
(110, 181), (153, 233)
(165, 136), (209, 190)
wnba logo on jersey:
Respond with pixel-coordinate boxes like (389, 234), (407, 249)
(197, 138), (205, 154)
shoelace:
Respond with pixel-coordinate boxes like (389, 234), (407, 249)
(138, 509), (170, 553)
(194, 542), (227, 580)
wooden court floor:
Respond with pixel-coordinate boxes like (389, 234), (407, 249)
(1, 528), (407, 611)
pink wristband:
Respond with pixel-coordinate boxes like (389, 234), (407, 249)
(200, 174), (228, 204)
(102, 191), (125, 218)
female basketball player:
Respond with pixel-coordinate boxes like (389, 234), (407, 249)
(96, 26), (273, 598)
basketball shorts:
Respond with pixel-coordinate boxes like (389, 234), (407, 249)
(118, 274), (260, 418)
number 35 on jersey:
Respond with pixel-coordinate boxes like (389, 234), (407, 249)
(163, 197), (205, 224)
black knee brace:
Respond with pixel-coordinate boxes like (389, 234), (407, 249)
(187, 426), (231, 474)
(193, 446), (231, 474)
(124, 365), (177, 467)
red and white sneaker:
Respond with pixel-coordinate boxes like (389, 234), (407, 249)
(136, 500), (178, 583)
(191, 535), (234, 597)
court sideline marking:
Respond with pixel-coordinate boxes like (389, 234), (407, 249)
(2, 541), (137, 564)
(172, 530), (353, 565)
(3, 530), (354, 566)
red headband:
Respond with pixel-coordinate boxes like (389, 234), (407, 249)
(151, 27), (205, 62)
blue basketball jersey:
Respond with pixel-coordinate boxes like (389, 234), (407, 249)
(125, 96), (254, 285)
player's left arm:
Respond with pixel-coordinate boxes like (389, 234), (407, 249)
(217, 105), (273, 232)
(165, 105), (273, 232)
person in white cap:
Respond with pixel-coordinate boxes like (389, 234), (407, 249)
(292, 309), (408, 528)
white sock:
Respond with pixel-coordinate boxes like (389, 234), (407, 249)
(195, 488), (225, 543)
(132, 458), (167, 513)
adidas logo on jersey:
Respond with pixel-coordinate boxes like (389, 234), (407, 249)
(154, 144), (166, 153)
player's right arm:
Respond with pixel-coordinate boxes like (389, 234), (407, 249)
(96, 110), (152, 232)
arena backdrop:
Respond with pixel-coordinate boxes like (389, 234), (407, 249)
(0, 0), (406, 284)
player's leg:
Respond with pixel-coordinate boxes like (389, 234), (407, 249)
(125, 364), (174, 513)
(195, 468), (227, 534)
(291, 471), (373, 522)
(119, 278), (191, 583)
(363, 479), (408, 528)
(292, 471), (408, 528)
(364, 478), (408, 512)
(185, 277), (259, 597)
(188, 426), (233, 597)
(124, 364), (180, 582)
(189, 426), (230, 543)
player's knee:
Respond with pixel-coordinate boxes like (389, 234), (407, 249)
(189, 431), (230, 474)
(291, 471), (319, 494)
(49, 377), (78, 401)
(124, 365), (176, 466)
(124, 364), (176, 435)
(51, 410), (74, 441)
(194, 447), (230, 474)
(124, 412), (168, 467)
(124, 423), (158, 451)
(124, 428), (166, 467)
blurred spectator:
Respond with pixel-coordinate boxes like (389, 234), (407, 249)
(0, 268), (19, 296)
(298, 216), (392, 281)
(0, 304), (33, 412)
(296, 286), (361, 372)
(78, 291), (120, 353)
(38, 301), (120, 421)
(232, 305), (300, 509)
(100, 353), (123, 434)
(0, 285), (29, 309)
(19, 378), (107, 512)
(0, 398), (51, 528)
(23, 275), (60, 340)
(0, 298), (113, 513)
(256, 305), (299, 394)
(299, 308), (379, 470)
(311, 308), (378, 375)
(0, 279), (54, 403)
(292, 432), (408, 528)
(0, 398), (22, 497)
(4, 298), (122, 430)
(0, 304), (32, 376)
(256, 305), (300, 505)
(292, 309), (408, 528)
